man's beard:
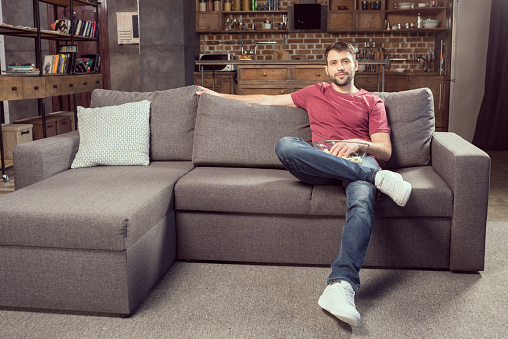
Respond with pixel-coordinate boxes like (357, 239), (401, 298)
(329, 72), (353, 87)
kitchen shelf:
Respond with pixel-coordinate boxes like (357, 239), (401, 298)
(385, 28), (446, 32)
(385, 7), (446, 13)
(224, 10), (287, 14)
(224, 29), (288, 34)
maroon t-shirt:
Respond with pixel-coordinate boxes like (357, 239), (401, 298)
(291, 82), (391, 144)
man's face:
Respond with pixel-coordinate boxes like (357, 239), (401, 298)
(325, 50), (358, 88)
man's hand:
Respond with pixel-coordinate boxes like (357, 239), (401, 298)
(329, 141), (359, 158)
(195, 86), (221, 97)
(194, 86), (296, 107)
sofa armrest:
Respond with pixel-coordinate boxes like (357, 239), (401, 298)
(13, 131), (80, 190)
(431, 132), (490, 271)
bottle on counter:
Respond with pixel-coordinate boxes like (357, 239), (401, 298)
(234, 0), (241, 11)
(251, 0), (257, 11)
(243, 0), (249, 11)
(207, 0), (214, 12)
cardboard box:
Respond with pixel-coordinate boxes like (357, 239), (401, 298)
(49, 111), (75, 131)
(1, 123), (33, 160)
(13, 117), (58, 140)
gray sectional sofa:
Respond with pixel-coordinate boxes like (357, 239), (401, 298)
(0, 86), (490, 316)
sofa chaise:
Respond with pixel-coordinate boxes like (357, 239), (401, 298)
(0, 85), (490, 316)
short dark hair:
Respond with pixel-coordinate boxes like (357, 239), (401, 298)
(324, 41), (356, 64)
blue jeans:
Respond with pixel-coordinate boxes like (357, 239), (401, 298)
(275, 137), (380, 292)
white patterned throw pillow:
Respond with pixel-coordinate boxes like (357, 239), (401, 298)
(71, 100), (151, 169)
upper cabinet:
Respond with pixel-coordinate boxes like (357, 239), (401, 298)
(196, 0), (288, 33)
(328, 0), (447, 33)
(196, 0), (449, 34)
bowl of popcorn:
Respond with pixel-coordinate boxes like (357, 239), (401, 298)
(314, 140), (370, 164)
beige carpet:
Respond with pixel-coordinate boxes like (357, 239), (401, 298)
(1, 222), (507, 338)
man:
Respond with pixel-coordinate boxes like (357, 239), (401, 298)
(196, 41), (411, 327)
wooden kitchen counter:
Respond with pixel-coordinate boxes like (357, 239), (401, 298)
(195, 59), (389, 93)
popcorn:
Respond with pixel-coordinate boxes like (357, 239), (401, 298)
(321, 149), (362, 163)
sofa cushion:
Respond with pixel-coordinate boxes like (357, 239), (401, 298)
(375, 88), (435, 170)
(0, 161), (195, 251)
(308, 166), (453, 218)
(192, 94), (312, 168)
(71, 100), (150, 168)
(90, 86), (199, 161)
(174, 167), (313, 215)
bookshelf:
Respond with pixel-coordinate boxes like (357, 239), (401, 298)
(0, 0), (102, 181)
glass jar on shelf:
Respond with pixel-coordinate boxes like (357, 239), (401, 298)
(214, 0), (221, 11)
(199, 0), (207, 12)
(224, 0), (232, 11)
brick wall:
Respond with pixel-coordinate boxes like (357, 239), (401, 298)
(199, 1), (437, 72)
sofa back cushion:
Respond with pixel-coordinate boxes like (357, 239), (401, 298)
(90, 86), (199, 161)
(193, 94), (312, 168)
(375, 88), (435, 169)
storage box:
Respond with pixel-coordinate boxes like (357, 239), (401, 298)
(49, 111), (75, 131)
(13, 117), (58, 140)
(52, 115), (72, 135)
(1, 123), (33, 160)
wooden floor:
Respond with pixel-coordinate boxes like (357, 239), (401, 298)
(1, 151), (507, 221)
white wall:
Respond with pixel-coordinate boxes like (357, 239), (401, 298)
(449, 0), (492, 142)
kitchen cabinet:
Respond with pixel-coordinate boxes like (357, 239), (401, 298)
(327, 0), (448, 33)
(236, 63), (325, 95)
(235, 61), (393, 94)
(194, 71), (236, 94)
(196, 12), (223, 32)
(327, 11), (355, 31)
(195, 0), (287, 33)
(356, 12), (385, 31)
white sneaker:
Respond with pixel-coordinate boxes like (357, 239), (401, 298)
(375, 170), (412, 207)
(318, 281), (361, 327)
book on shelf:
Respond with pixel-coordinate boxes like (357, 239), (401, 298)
(75, 54), (100, 73)
(8, 63), (33, 67)
(42, 55), (56, 74)
(4, 63), (38, 75)
(51, 19), (68, 34)
(7, 64), (36, 72)
(42, 54), (76, 75)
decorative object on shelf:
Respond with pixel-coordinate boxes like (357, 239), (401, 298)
(416, 12), (422, 28)
(371, 1), (381, 10)
(273, 45), (289, 60)
(422, 19), (440, 28)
